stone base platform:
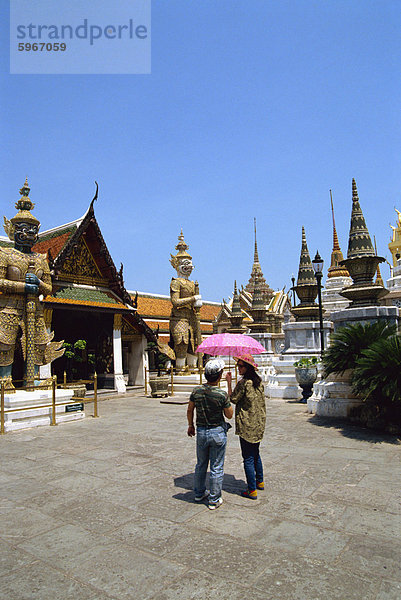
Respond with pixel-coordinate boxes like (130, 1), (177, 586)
(266, 358), (302, 400)
(3, 388), (84, 432)
(307, 370), (363, 418)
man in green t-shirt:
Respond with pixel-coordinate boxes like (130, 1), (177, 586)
(187, 358), (233, 510)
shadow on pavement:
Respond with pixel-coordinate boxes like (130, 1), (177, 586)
(173, 473), (245, 502)
(308, 414), (401, 445)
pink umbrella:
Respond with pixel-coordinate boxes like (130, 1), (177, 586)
(196, 333), (265, 357)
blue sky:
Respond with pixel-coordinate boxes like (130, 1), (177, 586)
(1, 0), (400, 301)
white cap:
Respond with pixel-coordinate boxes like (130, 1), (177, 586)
(204, 358), (225, 377)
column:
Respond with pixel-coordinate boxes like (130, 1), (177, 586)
(113, 314), (126, 393)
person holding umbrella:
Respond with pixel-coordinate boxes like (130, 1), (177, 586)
(226, 354), (266, 499)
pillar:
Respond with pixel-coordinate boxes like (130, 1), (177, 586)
(113, 314), (126, 393)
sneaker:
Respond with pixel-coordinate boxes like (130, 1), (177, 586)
(194, 490), (209, 502)
(256, 481), (264, 490)
(241, 489), (257, 500)
(208, 497), (223, 510)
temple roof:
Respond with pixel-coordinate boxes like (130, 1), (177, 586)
(131, 291), (219, 345)
(44, 283), (130, 311)
(3, 184), (155, 341)
(132, 292), (220, 322)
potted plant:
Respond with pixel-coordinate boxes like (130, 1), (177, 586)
(293, 356), (319, 403)
(147, 341), (171, 398)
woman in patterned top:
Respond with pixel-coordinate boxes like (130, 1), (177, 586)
(226, 353), (266, 499)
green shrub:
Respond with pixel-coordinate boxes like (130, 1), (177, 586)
(352, 335), (401, 404)
(322, 321), (396, 377)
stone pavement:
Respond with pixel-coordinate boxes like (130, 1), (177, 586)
(0, 392), (400, 600)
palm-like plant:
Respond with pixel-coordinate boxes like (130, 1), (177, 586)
(352, 335), (401, 403)
(322, 321), (396, 377)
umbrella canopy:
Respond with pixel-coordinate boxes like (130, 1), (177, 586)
(196, 333), (265, 357)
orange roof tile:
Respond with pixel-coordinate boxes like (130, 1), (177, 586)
(135, 295), (219, 322)
(136, 296), (171, 317)
(33, 230), (74, 258)
(199, 304), (220, 320)
(145, 319), (213, 333)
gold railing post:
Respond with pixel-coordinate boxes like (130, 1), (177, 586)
(93, 372), (98, 417)
(170, 366), (174, 396)
(63, 371), (67, 388)
(199, 365), (203, 385)
(1, 381), (5, 435)
(144, 367), (147, 395)
(235, 364), (238, 384)
(51, 375), (57, 426)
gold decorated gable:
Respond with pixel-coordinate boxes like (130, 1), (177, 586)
(122, 317), (141, 341)
(60, 238), (106, 285)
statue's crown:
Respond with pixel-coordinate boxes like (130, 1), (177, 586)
(170, 230), (192, 270)
(3, 179), (40, 240)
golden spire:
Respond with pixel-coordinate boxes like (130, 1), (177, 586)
(327, 190), (349, 279)
(245, 218), (273, 300)
(253, 217), (259, 263)
(331, 190), (340, 251)
(389, 207), (401, 266)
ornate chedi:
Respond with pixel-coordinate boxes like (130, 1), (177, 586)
(339, 179), (387, 307)
(291, 227), (319, 321)
(227, 281), (246, 333)
(321, 191), (352, 315)
(169, 230), (202, 372)
(248, 274), (269, 333)
(245, 219), (273, 302)
(0, 180), (64, 390)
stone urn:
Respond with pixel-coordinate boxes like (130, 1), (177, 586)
(149, 374), (169, 398)
(295, 366), (318, 403)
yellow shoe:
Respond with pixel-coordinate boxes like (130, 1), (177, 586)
(256, 481), (264, 490)
(241, 489), (257, 499)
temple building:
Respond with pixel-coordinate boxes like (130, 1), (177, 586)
(0, 184), (154, 392)
(214, 220), (290, 344)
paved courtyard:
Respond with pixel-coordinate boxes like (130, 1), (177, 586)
(0, 391), (400, 600)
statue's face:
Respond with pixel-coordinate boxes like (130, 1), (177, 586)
(14, 222), (39, 248)
(177, 258), (193, 278)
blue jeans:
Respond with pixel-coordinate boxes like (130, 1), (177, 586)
(194, 425), (227, 504)
(239, 437), (263, 492)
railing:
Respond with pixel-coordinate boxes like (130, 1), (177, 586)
(0, 373), (99, 435)
(144, 365), (238, 397)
